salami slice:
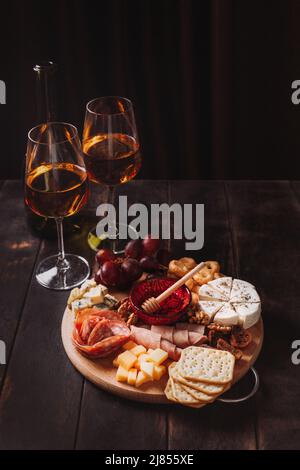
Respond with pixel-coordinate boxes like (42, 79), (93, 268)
(73, 311), (130, 358)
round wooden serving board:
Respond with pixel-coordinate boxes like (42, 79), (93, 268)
(61, 286), (264, 404)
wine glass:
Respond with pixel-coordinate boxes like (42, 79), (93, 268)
(24, 122), (90, 290)
(82, 96), (141, 252)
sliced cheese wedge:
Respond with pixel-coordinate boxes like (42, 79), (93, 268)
(198, 300), (225, 319)
(198, 284), (228, 301)
(207, 277), (232, 300)
(214, 302), (239, 326)
(230, 279), (260, 303)
(232, 302), (261, 329)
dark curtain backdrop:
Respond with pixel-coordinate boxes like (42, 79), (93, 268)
(1, 0), (300, 180)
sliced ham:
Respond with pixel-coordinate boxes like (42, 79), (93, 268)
(173, 329), (190, 348)
(161, 339), (182, 361)
(151, 325), (174, 343)
(130, 325), (161, 350)
(175, 323), (205, 335)
(189, 332), (208, 346)
(131, 326), (181, 360)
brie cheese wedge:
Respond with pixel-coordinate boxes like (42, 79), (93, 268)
(231, 302), (261, 329)
(230, 279), (260, 303)
(198, 300), (225, 319)
(214, 302), (239, 326)
(207, 277), (232, 300)
(197, 276), (261, 328)
(198, 284), (228, 301)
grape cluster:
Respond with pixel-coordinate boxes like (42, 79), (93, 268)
(94, 236), (171, 289)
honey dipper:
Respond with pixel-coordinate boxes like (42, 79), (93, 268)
(142, 262), (205, 314)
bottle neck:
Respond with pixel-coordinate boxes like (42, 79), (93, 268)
(34, 61), (57, 123)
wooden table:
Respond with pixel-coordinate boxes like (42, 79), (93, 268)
(0, 179), (299, 450)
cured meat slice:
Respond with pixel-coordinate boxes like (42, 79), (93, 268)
(130, 325), (161, 350)
(176, 323), (205, 335)
(151, 325), (174, 343)
(73, 311), (130, 358)
(87, 319), (113, 346)
(161, 339), (182, 361)
(76, 307), (121, 326)
(188, 331), (206, 345)
(131, 325), (181, 360)
(173, 329), (190, 348)
(161, 338), (176, 358)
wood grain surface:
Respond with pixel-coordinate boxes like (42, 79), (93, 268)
(0, 180), (299, 450)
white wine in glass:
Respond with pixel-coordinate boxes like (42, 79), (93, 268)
(25, 122), (90, 290)
(82, 96), (141, 252)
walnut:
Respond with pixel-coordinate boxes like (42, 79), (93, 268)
(188, 309), (210, 325)
(117, 297), (133, 322)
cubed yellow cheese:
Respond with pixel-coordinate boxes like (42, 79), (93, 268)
(112, 356), (119, 367)
(140, 361), (154, 379)
(127, 368), (138, 386)
(130, 345), (147, 356)
(138, 354), (149, 365)
(116, 366), (128, 382)
(122, 340), (137, 351)
(118, 350), (137, 370)
(136, 371), (151, 388)
(147, 348), (154, 354)
(148, 348), (168, 365)
(153, 364), (166, 381)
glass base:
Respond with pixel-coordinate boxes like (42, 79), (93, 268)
(87, 223), (138, 254)
(35, 254), (90, 290)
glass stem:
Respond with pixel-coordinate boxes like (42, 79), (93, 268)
(55, 217), (69, 271)
(108, 185), (117, 253)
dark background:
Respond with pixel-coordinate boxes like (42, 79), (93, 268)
(1, 0), (300, 180)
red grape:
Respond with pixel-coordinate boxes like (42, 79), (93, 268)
(124, 239), (142, 259)
(100, 260), (122, 286)
(96, 248), (115, 266)
(121, 258), (143, 282)
(139, 256), (160, 272)
(142, 235), (160, 256)
(157, 248), (171, 266)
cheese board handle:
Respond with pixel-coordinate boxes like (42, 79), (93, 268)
(155, 261), (206, 304)
(218, 367), (260, 403)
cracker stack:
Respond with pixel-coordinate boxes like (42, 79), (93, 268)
(164, 346), (235, 407)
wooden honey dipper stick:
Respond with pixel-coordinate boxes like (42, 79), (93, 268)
(142, 261), (205, 314)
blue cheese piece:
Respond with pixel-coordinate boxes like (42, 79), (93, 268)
(83, 285), (107, 304)
(71, 298), (92, 315)
(103, 293), (119, 309)
(80, 279), (97, 295)
(67, 287), (81, 306)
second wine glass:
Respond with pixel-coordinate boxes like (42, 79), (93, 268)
(82, 96), (141, 252)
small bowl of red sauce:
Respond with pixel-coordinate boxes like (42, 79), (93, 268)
(130, 277), (191, 325)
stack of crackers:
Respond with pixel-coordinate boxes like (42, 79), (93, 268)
(165, 346), (235, 408)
